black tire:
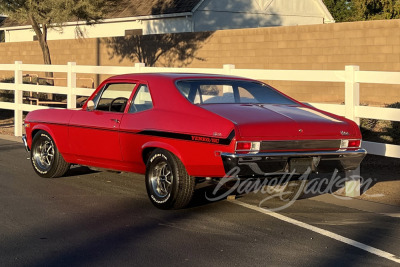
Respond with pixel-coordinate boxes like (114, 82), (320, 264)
(145, 149), (195, 209)
(31, 130), (70, 178)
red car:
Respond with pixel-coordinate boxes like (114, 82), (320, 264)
(22, 73), (366, 209)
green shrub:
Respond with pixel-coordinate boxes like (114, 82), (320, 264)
(386, 102), (400, 145)
(360, 102), (400, 145)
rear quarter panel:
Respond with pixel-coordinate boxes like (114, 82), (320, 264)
(119, 76), (236, 177)
(119, 108), (236, 177)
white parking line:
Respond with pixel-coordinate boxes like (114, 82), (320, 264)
(231, 200), (400, 264)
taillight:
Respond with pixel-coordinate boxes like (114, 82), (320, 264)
(348, 140), (361, 148)
(340, 139), (361, 149)
(235, 141), (260, 154)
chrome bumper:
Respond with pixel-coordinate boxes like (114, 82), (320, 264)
(22, 134), (30, 152)
(221, 149), (367, 176)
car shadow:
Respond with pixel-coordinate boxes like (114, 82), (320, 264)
(189, 181), (233, 208)
(60, 153), (400, 208)
(63, 166), (100, 178)
(193, 172), (355, 205)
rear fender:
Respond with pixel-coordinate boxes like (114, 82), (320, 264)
(141, 141), (185, 166)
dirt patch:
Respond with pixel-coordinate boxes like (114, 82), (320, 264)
(358, 181), (400, 206)
(358, 154), (400, 206)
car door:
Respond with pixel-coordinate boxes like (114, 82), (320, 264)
(69, 82), (137, 164)
(119, 84), (154, 170)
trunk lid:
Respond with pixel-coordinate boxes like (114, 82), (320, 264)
(201, 104), (355, 139)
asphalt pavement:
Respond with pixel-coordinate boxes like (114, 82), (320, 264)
(0, 138), (399, 267)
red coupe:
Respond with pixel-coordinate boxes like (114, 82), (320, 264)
(22, 73), (366, 209)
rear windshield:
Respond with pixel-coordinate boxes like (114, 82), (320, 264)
(176, 80), (296, 105)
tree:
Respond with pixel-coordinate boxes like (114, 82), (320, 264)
(353, 0), (400, 20)
(0, 0), (110, 75)
(105, 32), (213, 67)
(323, 0), (356, 22)
(324, 0), (400, 22)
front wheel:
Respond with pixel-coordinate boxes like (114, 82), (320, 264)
(145, 149), (195, 209)
(31, 130), (70, 178)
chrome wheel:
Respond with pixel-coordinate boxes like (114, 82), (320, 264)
(150, 162), (173, 198)
(33, 139), (54, 171)
(30, 131), (70, 178)
(145, 149), (195, 209)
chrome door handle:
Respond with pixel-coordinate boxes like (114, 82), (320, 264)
(111, 119), (120, 123)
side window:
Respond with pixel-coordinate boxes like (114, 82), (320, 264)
(94, 83), (135, 112)
(129, 84), (153, 113)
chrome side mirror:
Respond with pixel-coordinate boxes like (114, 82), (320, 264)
(86, 100), (95, 111)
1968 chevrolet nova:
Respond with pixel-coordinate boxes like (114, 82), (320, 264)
(22, 73), (366, 209)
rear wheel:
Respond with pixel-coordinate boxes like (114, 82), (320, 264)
(145, 149), (195, 209)
(31, 130), (70, 178)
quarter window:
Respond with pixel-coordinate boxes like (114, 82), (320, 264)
(129, 84), (153, 113)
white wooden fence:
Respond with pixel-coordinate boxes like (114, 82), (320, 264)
(1, 61), (400, 160)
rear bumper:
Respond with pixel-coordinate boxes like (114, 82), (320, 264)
(221, 149), (367, 176)
(22, 134), (30, 152)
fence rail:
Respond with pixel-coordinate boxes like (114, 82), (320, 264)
(0, 61), (399, 160)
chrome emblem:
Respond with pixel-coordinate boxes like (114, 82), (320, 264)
(341, 131), (350, 136)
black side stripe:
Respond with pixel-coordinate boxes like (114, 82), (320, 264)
(31, 121), (119, 132)
(136, 130), (235, 145)
(30, 120), (236, 145)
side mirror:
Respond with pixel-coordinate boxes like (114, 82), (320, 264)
(86, 100), (95, 111)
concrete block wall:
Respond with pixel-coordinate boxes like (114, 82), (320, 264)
(0, 19), (400, 105)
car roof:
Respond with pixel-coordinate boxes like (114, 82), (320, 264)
(106, 73), (253, 82)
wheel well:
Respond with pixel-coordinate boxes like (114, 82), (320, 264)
(32, 129), (42, 139)
(142, 147), (156, 164)
(142, 146), (184, 166)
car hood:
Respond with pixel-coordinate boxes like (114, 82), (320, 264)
(201, 104), (356, 139)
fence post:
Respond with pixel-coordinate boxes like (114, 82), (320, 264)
(345, 65), (360, 124)
(135, 63), (145, 73)
(67, 62), (77, 109)
(223, 64), (235, 75)
(14, 61), (23, 137)
(344, 65), (361, 197)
